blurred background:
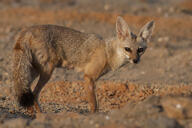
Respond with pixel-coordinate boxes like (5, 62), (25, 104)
(0, 0), (191, 85)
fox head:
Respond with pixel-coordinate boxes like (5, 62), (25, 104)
(115, 16), (155, 64)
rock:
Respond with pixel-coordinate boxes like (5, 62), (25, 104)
(145, 116), (183, 128)
(110, 96), (162, 121)
(161, 97), (192, 119)
(174, 0), (192, 15)
(1, 118), (27, 128)
(157, 36), (169, 43)
(0, 57), (3, 61)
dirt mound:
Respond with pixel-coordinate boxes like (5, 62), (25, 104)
(39, 81), (192, 113)
(1, 93), (192, 128)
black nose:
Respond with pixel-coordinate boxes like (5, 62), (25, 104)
(133, 59), (138, 64)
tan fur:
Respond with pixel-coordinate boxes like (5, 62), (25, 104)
(12, 16), (154, 113)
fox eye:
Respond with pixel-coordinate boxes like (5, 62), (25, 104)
(138, 48), (144, 53)
(124, 47), (132, 52)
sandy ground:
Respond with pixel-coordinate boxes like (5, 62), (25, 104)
(0, 0), (192, 128)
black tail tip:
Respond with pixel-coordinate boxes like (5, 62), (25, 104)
(18, 91), (35, 107)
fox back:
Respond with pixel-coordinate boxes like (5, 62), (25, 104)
(14, 25), (106, 72)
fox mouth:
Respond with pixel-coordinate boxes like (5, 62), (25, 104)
(133, 59), (140, 64)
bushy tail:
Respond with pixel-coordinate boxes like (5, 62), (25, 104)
(12, 40), (35, 108)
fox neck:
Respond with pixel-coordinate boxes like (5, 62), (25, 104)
(105, 37), (126, 71)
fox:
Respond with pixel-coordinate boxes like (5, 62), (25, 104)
(12, 16), (154, 113)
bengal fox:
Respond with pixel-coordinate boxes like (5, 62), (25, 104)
(12, 16), (154, 113)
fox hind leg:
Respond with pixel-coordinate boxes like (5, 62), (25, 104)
(32, 63), (54, 113)
(32, 74), (51, 112)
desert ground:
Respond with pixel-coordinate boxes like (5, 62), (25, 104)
(0, 0), (192, 128)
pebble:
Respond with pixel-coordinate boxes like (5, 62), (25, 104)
(161, 97), (192, 119)
(105, 115), (110, 120)
(104, 4), (110, 11)
(157, 36), (169, 43)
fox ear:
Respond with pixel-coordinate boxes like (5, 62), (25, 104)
(116, 16), (132, 40)
(139, 21), (155, 42)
